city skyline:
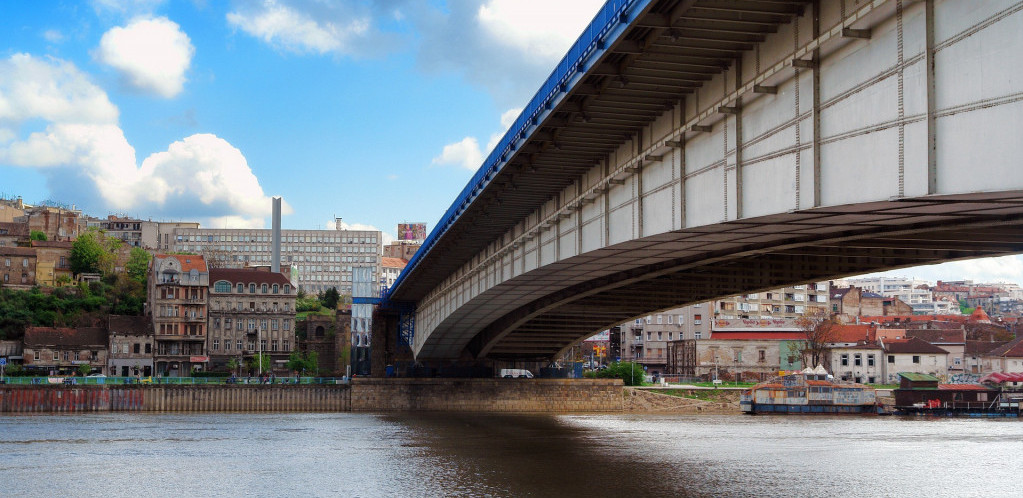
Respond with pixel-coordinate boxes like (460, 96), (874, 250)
(2, 0), (1021, 284)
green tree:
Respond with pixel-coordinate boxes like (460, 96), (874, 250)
(78, 363), (92, 376)
(30, 230), (47, 241)
(246, 354), (271, 373)
(321, 287), (340, 310)
(70, 230), (106, 275)
(286, 350), (319, 374)
(126, 247), (151, 284)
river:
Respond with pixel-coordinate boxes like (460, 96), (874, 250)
(1, 413), (1020, 497)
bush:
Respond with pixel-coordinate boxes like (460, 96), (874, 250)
(593, 362), (646, 386)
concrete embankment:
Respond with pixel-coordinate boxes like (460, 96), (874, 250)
(0, 378), (624, 413)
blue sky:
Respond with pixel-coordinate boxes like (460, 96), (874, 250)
(1, 0), (1020, 285)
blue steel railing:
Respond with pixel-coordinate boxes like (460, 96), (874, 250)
(387, 0), (650, 300)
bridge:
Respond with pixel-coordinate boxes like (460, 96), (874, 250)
(385, 0), (1023, 362)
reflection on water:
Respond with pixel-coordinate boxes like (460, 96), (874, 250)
(1, 413), (1021, 497)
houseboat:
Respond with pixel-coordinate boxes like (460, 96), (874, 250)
(892, 372), (1021, 418)
(740, 365), (879, 414)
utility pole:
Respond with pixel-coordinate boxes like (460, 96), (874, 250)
(257, 326), (263, 376)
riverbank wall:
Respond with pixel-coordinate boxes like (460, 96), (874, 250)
(0, 379), (623, 413)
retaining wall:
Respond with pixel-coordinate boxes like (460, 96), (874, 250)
(0, 379), (624, 413)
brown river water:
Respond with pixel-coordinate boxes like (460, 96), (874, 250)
(1, 412), (1020, 497)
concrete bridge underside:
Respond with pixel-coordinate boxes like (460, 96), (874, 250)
(389, 0), (1023, 361)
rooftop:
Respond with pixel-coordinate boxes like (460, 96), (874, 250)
(24, 326), (108, 347)
(884, 337), (949, 354)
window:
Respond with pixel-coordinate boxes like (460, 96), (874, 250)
(854, 354), (862, 367)
(841, 354), (849, 366)
(64, 351), (70, 361)
(272, 284), (279, 294)
(260, 339), (267, 351)
(758, 350), (766, 363)
(694, 314), (702, 325)
(249, 283), (256, 293)
(733, 351), (742, 362)
(695, 331), (701, 339)
(283, 340), (289, 351)
(284, 285), (290, 294)
(271, 340), (278, 351)
(236, 283), (244, 293)
(213, 339), (220, 350)
(215, 281), (231, 293)
(34, 351), (40, 361)
(912, 355), (920, 364)
(3, 258), (9, 267)
(145, 344), (151, 354)
(134, 343), (140, 354)
(261, 284), (268, 294)
(868, 354), (875, 367)
(888, 355), (895, 363)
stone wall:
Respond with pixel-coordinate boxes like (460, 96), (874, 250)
(1, 379), (624, 413)
(351, 378), (623, 412)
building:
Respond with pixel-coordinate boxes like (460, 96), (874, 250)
(829, 343), (885, 384)
(693, 330), (807, 381)
(381, 257), (407, 292)
(880, 337), (949, 383)
(107, 315), (153, 377)
(17, 204), (80, 242)
(383, 241), (421, 261)
(207, 267), (296, 374)
(148, 254), (209, 376)
(830, 286), (914, 323)
(979, 336), (1023, 374)
(833, 276), (945, 315)
(22, 326), (109, 375)
(906, 328), (967, 373)
(168, 222), (381, 295)
(0, 221), (29, 247)
(0, 247), (36, 288)
(0, 196), (26, 223)
(31, 240), (72, 286)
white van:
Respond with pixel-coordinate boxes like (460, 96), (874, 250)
(499, 369), (534, 379)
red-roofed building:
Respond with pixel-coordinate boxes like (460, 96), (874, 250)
(381, 257), (408, 291)
(148, 254), (209, 376)
(695, 330), (808, 381)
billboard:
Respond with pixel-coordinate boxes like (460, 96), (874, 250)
(398, 222), (427, 242)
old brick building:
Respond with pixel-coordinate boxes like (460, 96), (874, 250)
(207, 267), (296, 374)
(148, 254), (209, 376)
(22, 326), (109, 375)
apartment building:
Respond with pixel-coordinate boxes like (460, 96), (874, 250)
(207, 268), (296, 373)
(620, 283), (830, 373)
(168, 224), (382, 295)
(148, 254), (209, 377)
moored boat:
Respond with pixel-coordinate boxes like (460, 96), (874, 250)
(740, 365), (879, 414)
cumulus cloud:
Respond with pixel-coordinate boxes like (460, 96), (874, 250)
(433, 107), (521, 171)
(226, 0), (397, 57)
(334, 219), (396, 245)
(0, 53), (284, 228)
(432, 136), (482, 171)
(96, 17), (194, 98)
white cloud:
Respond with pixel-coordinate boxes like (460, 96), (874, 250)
(226, 1), (371, 55)
(334, 220), (395, 245)
(0, 53), (119, 125)
(0, 53), (284, 228)
(477, 0), (604, 62)
(432, 136), (483, 171)
(91, 0), (166, 16)
(43, 30), (65, 44)
(859, 255), (1023, 285)
(96, 17), (194, 98)
(435, 107), (521, 171)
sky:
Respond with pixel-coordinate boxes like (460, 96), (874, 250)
(1, 0), (1020, 285)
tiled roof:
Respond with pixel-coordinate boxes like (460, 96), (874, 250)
(861, 291), (884, 299)
(0, 221), (29, 237)
(24, 326), (108, 347)
(979, 372), (1023, 383)
(0, 246), (36, 256)
(30, 240), (73, 249)
(969, 307), (992, 323)
(108, 315), (151, 335)
(381, 257), (407, 269)
(907, 329), (965, 345)
(209, 268), (291, 286)
(985, 336), (1023, 358)
(155, 253), (207, 273)
(937, 384), (991, 391)
(831, 324), (875, 343)
(884, 337), (949, 354)
(965, 340), (1006, 356)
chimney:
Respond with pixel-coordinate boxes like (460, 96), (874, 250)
(272, 197), (282, 274)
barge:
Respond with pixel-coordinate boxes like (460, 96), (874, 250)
(891, 372), (1022, 418)
(740, 366), (879, 415)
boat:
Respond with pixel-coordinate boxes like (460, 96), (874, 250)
(891, 372), (1021, 418)
(740, 365), (880, 414)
